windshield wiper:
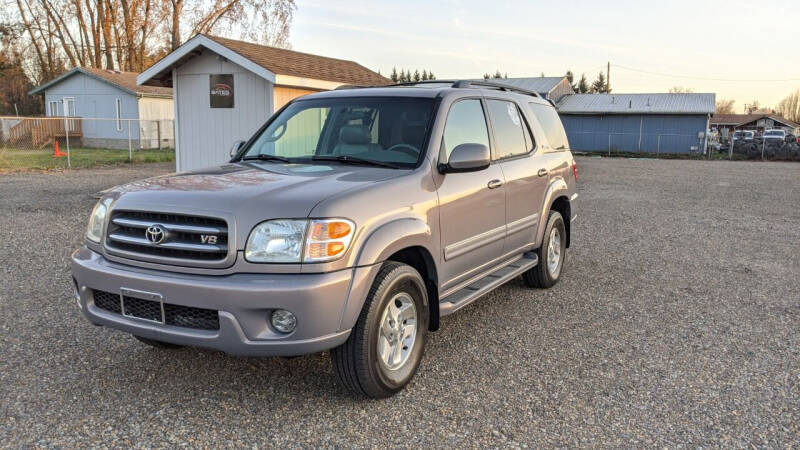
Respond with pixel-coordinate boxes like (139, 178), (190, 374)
(312, 155), (400, 169)
(241, 154), (292, 163)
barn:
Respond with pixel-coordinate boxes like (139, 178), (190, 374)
(137, 34), (389, 171)
(557, 93), (716, 154)
(29, 67), (173, 149)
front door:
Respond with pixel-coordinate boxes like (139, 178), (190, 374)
(437, 98), (506, 290)
(62, 97), (76, 131)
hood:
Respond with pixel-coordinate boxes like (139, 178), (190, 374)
(107, 162), (403, 247)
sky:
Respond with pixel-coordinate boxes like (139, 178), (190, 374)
(289, 0), (800, 110)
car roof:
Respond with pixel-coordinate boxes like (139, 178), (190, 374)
(297, 82), (554, 107)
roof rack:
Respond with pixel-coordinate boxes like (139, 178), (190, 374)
(387, 80), (542, 98)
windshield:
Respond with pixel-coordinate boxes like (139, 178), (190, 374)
(764, 130), (783, 136)
(241, 97), (436, 169)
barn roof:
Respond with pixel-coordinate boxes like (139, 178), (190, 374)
(557, 93), (715, 115)
(137, 34), (389, 89)
(710, 113), (800, 129)
(29, 67), (173, 98)
(484, 77), (569, 96)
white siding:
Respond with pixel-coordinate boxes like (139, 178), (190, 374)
(175, 50), (274, 171)
(138, 97), (174, 120)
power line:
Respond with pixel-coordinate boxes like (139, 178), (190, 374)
(612, 64), (800, 83)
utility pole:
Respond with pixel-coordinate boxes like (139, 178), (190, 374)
(607, 62), (611, 93)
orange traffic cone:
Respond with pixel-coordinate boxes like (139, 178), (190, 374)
(53, 140), (67, 157)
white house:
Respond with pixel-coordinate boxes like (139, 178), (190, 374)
(29, 68), (174, 149)
(137, 34), (389, 171)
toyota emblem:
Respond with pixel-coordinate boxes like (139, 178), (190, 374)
(145, 225), (166, 244)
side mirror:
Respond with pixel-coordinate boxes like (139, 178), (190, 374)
(439, 143), (490, 173)
(229, 140), (246, 158)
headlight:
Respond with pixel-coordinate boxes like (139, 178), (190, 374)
(86, 199), (110, 243)
(245, 219), (308, 263)
(244, 218), (355, 263)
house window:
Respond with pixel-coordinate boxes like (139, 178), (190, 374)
(115, 98), (122, 131)
(48, 101), (59, 116)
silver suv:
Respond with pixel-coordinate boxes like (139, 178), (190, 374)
(72, 80), (578, 398)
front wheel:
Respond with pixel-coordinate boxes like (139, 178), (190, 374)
(523, 210), (566, 289)
(331, 262), (428, 398)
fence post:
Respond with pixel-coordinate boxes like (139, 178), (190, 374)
(128, 120), (132, 162)
(64, 116), (71, 168)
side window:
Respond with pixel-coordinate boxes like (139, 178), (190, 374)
(486, 99), (529, 159)
(441, 99), (490, 161)
(115, 98), (122, 131)
(529, 102), (569, 151)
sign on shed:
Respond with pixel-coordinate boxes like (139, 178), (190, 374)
(209, 74), (234, 108)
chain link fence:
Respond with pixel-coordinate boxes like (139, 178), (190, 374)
(568, 129), (800, 161)
(710, 131), (800, 161)
(0, 116), (175, 171)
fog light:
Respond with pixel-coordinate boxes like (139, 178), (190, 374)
(271, 309), (297, 333)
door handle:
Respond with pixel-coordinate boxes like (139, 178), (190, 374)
(487, 179), (504, 189)
(537, 168), (549, 177)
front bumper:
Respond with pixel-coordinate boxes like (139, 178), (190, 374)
(71, 247), (380, 356)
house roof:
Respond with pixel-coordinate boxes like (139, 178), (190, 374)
(485, 77), (568, 96)
(710, 113), (800, 129)
(137, 34), (389, 88)
(557, 93), (715, 115)
(29, 67), (173, 97)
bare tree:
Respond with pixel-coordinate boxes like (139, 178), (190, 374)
(775, 90), (800, 123)
(3, 0), (295, 84)
(715, 98), (735, 115)
(668, 86), (694, 93)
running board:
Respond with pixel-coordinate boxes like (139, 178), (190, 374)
(439, 252), (538, 316)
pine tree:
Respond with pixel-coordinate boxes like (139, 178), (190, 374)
(428, 71), (435, 80)
(565, 70), (576, 91)
(493, 70), (502, 79)
(413, 70), (421, 82)
(577, 74), (589, 94)
(391, 67), (399, 83)
(421, 70), (428, 81)
(591, 71), (608, 93)
(483, 73), (490, 80)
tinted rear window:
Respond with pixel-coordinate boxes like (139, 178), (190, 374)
(529, 103), (569, 150)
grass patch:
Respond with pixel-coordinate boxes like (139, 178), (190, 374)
(0, 147), (174, 171)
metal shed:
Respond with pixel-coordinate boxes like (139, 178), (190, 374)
(556, 93), (716, 154)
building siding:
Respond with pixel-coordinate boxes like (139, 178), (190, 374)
(560, 114), (710, 154)
(175, 50), (274, 171)
(43, 73), (139, 141)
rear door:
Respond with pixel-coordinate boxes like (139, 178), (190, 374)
(485, 98), (546, 253)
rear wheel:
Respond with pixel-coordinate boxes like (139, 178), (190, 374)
(523, 210), (566, 289)
(133, 335), (183, 349)
(331, 262), (428, 398)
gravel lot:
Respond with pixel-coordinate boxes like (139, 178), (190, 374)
(1, 158), (798, 447)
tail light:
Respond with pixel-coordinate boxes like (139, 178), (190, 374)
(572, 161), (578, 181)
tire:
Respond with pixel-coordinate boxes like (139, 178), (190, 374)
(331, 261), (429, 398)
(523, 210), (566, 289)
(133, 335), (183, 349)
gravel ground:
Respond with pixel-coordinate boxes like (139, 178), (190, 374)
(1, 158), (798, 447)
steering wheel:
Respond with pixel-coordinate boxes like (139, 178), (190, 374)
(386, 143), (419, 157)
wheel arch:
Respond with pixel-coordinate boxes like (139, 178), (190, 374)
(348, 218), (441, 332)
(537, 178), (572, 248)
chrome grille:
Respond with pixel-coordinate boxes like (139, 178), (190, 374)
(105, 211), (229, 264)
